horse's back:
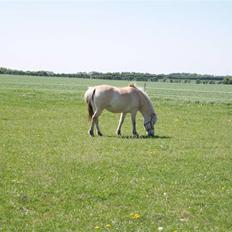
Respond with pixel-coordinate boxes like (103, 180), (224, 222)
(93, 85), (140, 113)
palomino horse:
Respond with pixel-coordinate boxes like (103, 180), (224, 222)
(84, 84), (157, 137)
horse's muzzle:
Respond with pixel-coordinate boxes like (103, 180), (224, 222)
(147, 129), (154, 137)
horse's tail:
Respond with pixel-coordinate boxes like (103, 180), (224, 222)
(84, 87), (96, 120)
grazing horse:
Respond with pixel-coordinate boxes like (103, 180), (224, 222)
(84, 84), (157, 137)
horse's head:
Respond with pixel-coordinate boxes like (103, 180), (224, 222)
(144, 113), (157, 137)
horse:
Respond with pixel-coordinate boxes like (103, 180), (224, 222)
(84, 84), (157, 137)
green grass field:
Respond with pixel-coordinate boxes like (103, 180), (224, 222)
(0, 75), (232, 231)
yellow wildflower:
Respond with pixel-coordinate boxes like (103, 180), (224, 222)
(95, 225), (100, 229)
(106, 224), (112, 228)
(130, 213), (141, 219)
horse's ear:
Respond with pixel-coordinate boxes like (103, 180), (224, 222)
(129, 83), (136, 88)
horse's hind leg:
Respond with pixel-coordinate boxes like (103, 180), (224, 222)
(89, 109), (103, 137)
(96, 118), (103, 136)
(116, 112), (126, 136)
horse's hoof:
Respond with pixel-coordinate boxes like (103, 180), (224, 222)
(97, 131), (103, 136)
(116, 130), (121, 136)
(88, 130), (94, 137)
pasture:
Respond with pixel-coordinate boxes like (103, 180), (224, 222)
(0, 75), (232, 231)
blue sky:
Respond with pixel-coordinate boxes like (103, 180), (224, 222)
(0, 0), (232, 75)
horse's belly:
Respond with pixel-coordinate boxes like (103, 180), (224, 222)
(105, 98), (135, 113)
(106, 105), (129, 113)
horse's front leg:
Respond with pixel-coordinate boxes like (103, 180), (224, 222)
(131, 112), (139, 137)
(116, 112), (126, 136)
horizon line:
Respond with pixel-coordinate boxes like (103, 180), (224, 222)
(1, 67), (231, 77)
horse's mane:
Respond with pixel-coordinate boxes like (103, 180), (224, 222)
(128, 83), (154, 111)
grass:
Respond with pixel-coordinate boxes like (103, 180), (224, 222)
(0, 74), (232, 231)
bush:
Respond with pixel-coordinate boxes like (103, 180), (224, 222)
(223, 77), (232, 84)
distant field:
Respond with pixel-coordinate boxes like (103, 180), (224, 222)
(0, 74), (232, 231)
(1, 74), (232, 103)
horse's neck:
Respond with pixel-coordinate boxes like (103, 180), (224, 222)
(139, 92), (154, 121)
(141, 107), (154, 122)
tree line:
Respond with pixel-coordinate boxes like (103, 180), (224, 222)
(1, 67), (232, 84)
